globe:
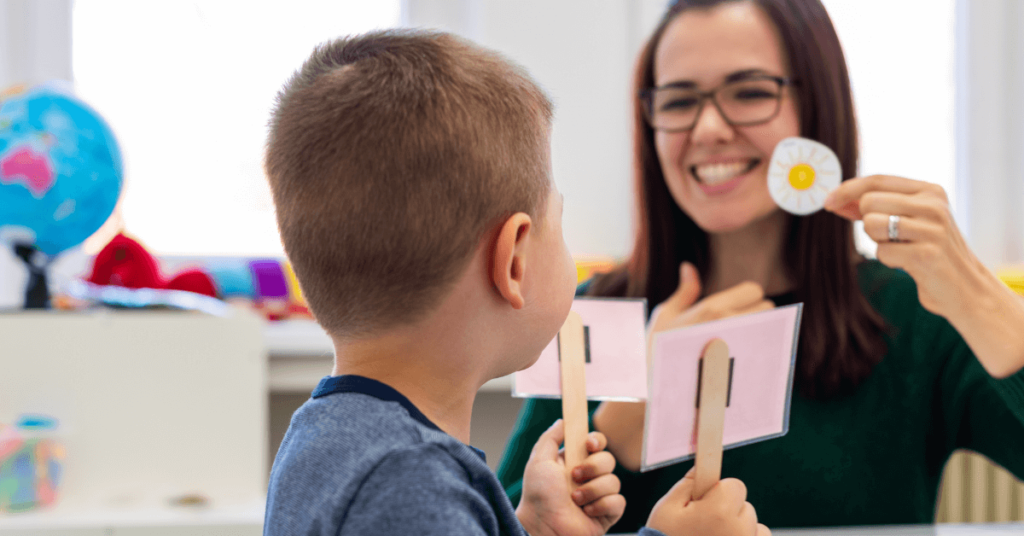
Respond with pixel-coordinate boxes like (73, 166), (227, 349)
(0, 83), (123, 256)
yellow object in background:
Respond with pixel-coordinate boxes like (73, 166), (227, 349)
(998, 267), (1024, 296)
(575, 258), (617, 284)
(283, 262), (306, 306)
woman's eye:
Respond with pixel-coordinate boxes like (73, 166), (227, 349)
(733, 90), (776, 101)
(660, 97), (699, 111)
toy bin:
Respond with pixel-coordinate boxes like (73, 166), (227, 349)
(0, 415), (65, 513)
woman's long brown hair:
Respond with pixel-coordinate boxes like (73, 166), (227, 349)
(589, 0), (888, 399)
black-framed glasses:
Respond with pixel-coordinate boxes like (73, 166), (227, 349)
(640, 75), (796, 132)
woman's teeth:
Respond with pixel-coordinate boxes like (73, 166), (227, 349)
(693, 161), (756, 185)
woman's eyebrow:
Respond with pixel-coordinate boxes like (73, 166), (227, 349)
(658, 68), (775, 89)
(723, 68), (774, 83)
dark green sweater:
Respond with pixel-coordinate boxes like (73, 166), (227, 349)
(496, 261), (1024, 530)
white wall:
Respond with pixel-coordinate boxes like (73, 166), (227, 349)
(0, 0), (72, 87)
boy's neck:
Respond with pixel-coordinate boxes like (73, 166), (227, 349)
(329, 262), (510, 445)
(331, 334), (481, 444)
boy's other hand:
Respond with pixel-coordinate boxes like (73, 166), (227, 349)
(517, 419), (625, 536)
(646, 469), (770, 536)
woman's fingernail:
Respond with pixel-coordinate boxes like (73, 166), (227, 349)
(573, 468), (583, 481)
(572, 490), (583, 503)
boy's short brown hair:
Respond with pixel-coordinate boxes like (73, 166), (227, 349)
(266, 29), (553, 338)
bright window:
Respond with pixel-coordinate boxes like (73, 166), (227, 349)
(822, 0), (955, 254)
(73, 0), (401, 256)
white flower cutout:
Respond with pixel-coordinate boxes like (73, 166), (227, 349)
(767, 137), (842, 215)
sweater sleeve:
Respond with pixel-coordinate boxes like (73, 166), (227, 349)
(343, 445), (504, 536)
(930, 307), (1024, 478)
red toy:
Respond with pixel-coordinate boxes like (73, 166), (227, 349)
(86, 233), (217, 298)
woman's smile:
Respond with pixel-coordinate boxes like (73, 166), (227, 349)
(690, 158), (762, 195)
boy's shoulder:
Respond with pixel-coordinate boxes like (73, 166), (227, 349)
(264, 376), (526, 536)
(268, 375), (470, 500)
(284, 378), (441, 452)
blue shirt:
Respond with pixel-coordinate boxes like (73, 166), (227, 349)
(263, 375), (528, 535)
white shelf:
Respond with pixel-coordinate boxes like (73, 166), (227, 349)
(264, 318), (513, 394)
(0, 312), (268, 536)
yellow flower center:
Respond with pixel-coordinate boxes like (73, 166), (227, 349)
(787, 163), (816, 191)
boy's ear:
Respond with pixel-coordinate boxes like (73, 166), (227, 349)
(491, 213), (532, 310)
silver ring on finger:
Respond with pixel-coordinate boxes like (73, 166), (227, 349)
(888, 214), (902, 242)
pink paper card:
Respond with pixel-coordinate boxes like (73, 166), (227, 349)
(642, 304), (803, 471)
(513, 298), (648, 401)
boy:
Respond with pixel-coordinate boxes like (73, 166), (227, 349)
(262, 29), (769, 536)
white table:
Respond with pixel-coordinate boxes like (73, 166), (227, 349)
(772, 524), (1024, 535)
(0, 503), (264, 535)
(615, 526), (1024, 536)
(3, 517), (1019, 536)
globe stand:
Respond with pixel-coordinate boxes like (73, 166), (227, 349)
(13, 243), (50, 309)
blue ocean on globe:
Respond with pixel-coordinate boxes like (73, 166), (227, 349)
(0, 84), (123, 255)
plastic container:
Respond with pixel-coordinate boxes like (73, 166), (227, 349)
(0, 414), (65, 513)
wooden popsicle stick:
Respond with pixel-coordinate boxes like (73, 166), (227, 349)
(559, 310), (589, 488)
(693, 338), (730, 500)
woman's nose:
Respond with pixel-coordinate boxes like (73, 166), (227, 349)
(690, 100), (736, 145)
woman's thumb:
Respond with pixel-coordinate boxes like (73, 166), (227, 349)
(668, 262), (702, 311)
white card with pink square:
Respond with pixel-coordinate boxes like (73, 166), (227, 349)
(512, 297), (648, 401)
(642, 304), (802, 471)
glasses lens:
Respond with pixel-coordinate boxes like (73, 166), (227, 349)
(648, 88), (702, 131)
(717, 79), (782, 125)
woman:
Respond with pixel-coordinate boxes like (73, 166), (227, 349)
(497, 0), (1024, 531)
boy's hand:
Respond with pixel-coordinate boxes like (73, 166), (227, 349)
(517, 419), (625, 536)
(646, 469), (770, 536)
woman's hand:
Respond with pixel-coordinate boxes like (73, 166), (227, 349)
(648, 262), (775, 336)
(825, 175), (1024, 378)
(593, 262), (775, 471)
